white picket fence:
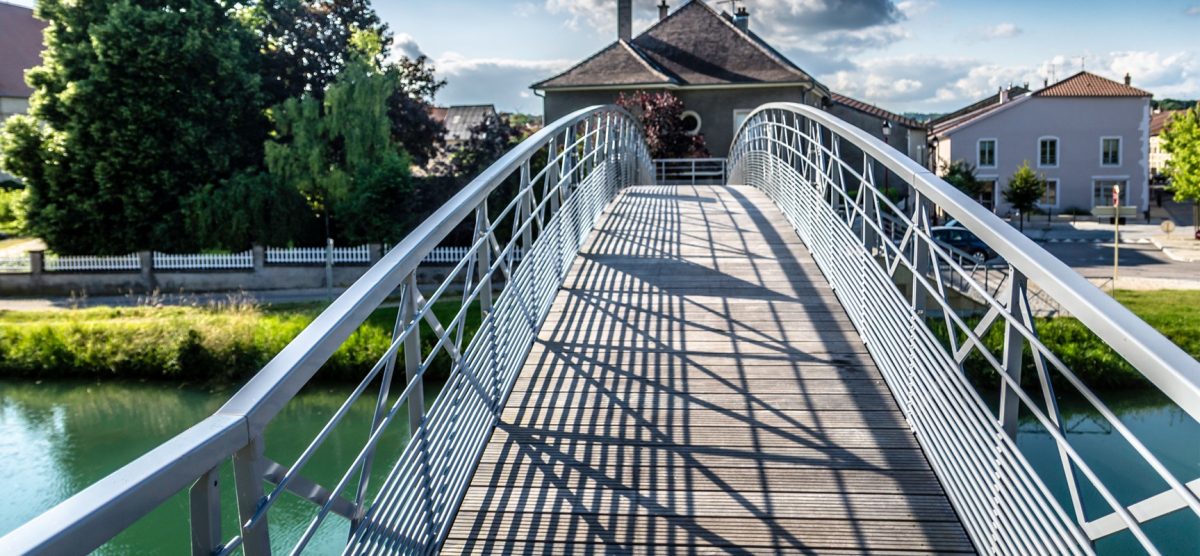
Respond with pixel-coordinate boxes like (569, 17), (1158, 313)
(0, 256), (31, 273)
(0, 246), (490, 273)
(381, 245), (523, 264)
(153, 251), (254, 270)
(266, 245), (372, 265)
(44, 253), (141, 272)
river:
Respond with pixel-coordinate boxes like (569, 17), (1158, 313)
(0, 380), (1196, 554)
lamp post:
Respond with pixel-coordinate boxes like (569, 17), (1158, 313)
(881, 120), (892, 198)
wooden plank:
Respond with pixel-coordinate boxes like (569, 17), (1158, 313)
(444, 514), (974, 553)
(468, 463), (947, 495)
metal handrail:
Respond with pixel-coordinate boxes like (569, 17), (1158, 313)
(729, 102), (1200, 554)
(0, 104), (653, 555)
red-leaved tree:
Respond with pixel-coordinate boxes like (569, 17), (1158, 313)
(617, 91), (709, 159)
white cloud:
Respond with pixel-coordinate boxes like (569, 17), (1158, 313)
(391, 33), (425, 60)
(983, 22), (1021, 39)
(434, 52), (572, 113)
(822, 49), (1200, 113)
(1186, 6), (1200, 16)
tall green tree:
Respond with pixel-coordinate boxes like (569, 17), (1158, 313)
(0, 0), (264, 254)
(253, 0), (392, 106)
(1002, 161), (1046, 232)
(265, 39), (413, 245)
(941, 159), (982, 198)
(1161, 107), (1200, 203)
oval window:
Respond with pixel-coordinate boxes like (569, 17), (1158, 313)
(680, 110), (701, 136)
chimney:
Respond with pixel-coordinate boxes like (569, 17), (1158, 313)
(1124, 72), (1131, 86)
(999, 86), (1009, 104)
(733, 6), (750, 32)
(618, 0), (632, 41)
(658, 1), (669, 21)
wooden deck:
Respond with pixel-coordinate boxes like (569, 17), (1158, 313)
(444, 185), (973, 554)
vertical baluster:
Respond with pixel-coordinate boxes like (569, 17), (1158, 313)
(189, 466), (221, 556)
(233, 437), (270, 556)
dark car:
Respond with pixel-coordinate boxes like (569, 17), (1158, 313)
(930, 226), (997, 263)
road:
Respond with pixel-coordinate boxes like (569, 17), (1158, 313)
(1040, 241), (1200, 286)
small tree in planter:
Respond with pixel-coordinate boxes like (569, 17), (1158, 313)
(1002, 161), (1046, 232)
(941, 159), (982, 198)
(616, 91), (709, 159)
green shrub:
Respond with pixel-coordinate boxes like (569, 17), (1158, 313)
(0, 187), (27, 236)
(0, 299), (481, 384)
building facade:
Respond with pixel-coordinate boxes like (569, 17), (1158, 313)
(1149, 110), (1182, 181)
(0, 2), (46, 181)
(533, 0), (829, 158)
(931, 72), (1151, 215)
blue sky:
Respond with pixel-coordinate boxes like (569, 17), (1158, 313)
(11, 0), (1200, 114)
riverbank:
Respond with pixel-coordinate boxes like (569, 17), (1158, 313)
(0, 296), (480, 384)
(0, 290), (1193, 386)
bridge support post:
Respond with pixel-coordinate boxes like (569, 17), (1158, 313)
(999, 270), (1027, 438)
(233, 437), (271, 556)
(189, 466), (221, 556)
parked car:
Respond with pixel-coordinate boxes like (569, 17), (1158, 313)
(930, 226), (996, 263)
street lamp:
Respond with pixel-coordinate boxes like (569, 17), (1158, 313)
(881, 120), (892, 198)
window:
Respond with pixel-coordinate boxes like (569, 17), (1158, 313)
(978, 139), (997, 168)
(1038, 137), (1058, 167)
(680, 110), (702, 136)
(1101, 137), (1121, 166)
(733, 109), (752, 134)
(1039, 179), (1059, 208)
(976, 179), (997, 210)
(1093, 179), (1127, 207)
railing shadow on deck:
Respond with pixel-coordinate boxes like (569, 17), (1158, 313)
(448, 184), (970, 553)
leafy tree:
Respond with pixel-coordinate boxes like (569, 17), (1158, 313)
(252, 0), (392, 106)
(0, 0), (263, 254)
(387, 55), (446, 167)
(1161, 106), (1200, 203)
(940, 159), (982, 198)
(1002, 161), (1046, 232)
(265, 44), (413, 244)
(182, 171), (314, 250)
(616, 91), (708, 159)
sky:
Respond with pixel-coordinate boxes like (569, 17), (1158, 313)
(9, 0), (1200, 115)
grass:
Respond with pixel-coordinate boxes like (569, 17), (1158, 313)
(930, 290), (1200, 390)
(0, 296), (482, 384)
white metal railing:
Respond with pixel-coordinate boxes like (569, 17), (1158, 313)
(654, 157), (727, 185)
(43, 253), (141, 272)
(153, 251), (254, 270)
(0, 255), (31, 273)
(0, 105), (653, 556)
(729, 103), (1200, 555)
(266, 245), (372, 265)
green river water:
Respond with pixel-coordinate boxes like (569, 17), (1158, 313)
(0, 380), (1196, 554)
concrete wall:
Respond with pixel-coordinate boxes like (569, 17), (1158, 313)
(543, 86), (822, 158)
(0, 245), (460, 296)
(940, 96), (1151, 215)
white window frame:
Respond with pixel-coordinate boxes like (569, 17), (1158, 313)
(1038, 178), (1060, 209)
(977, 138), (998, 169)
(680, 110), (702, 136)
(1091, 176), (1129, 208)
(733, 109), (752, 135)
(1100, 136), (1122, 167)
(1037, 136), (1059, 168)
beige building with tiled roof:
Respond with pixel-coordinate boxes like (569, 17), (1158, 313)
(1149, 110), (1183, 179)
(532, 0), (834, 158)
(930, 71), (1152, 216)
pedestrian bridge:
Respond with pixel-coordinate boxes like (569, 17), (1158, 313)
(4, 104), (1198, 555)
